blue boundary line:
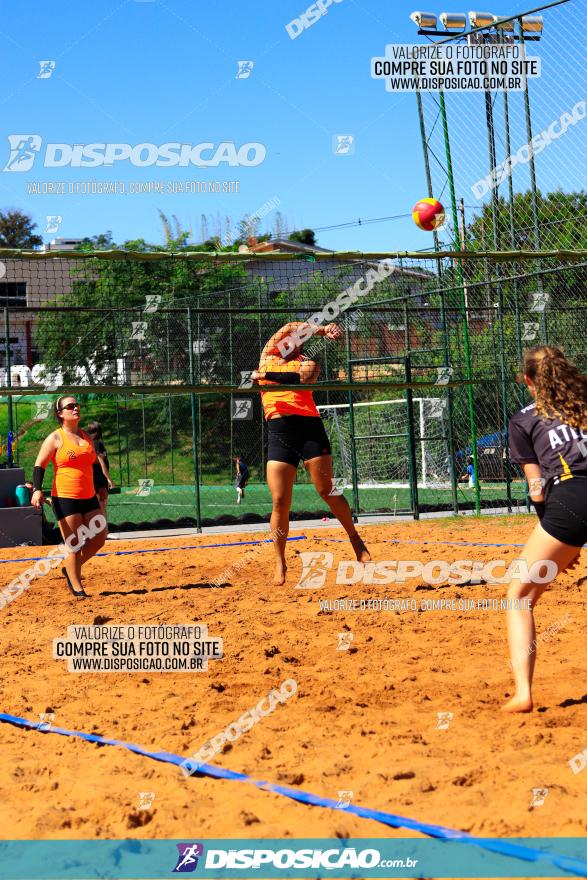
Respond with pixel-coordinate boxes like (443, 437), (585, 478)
(0, 713), (586, 876)
(321, 537), (587, 550)
(0, 535), (307, 565)
(321, 536), (527, 548)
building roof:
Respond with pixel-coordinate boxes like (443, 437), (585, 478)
(39, 238), (85, 252)
(248, 238), (334, 255)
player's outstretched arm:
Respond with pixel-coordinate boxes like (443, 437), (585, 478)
(299, 359), (320, 383)
(259, 322), (307, 362)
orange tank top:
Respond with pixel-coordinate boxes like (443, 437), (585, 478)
(51, 428), (96, 499)
(260, 355), (320, 420)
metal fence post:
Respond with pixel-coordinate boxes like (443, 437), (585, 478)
(439, 291), (459, 514)
(345, 317), (360, 520)
(4, 307), (13, 466)
(187, 307), (202, 532)
(404, 356), (420, 520)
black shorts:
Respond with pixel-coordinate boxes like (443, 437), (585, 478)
(236, 474), (249, 489)
(93, 462), (108, 491)
(51, 495), (101, 520)
(267, 415), (331, 467)
(541, 478), (587, 547)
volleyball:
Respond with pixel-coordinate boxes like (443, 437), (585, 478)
(412, 197), (445, 231)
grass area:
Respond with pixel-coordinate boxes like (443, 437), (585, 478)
(39, 480), (529, 527)
(2, 394), (240, 487)
(2, 397), (528, 527)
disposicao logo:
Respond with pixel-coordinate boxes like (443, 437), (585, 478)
(173, 843), (204, 873)
(3, 136), (266, 171)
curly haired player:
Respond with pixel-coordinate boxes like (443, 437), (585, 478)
(503, 346), (587, 712)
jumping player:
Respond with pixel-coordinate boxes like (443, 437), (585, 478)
(252, 321), (370, 585)
(235, 454), (249, 504)
(503, 346), (587, 712)
(31, 397), (107, 599)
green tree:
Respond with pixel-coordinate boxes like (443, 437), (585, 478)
(466, 190), (587, 252)
(0, 209), (43, 248)
(76, 231), (115, 251)
(289, 228), (316, 246)
(33, 248), (250, 386)
(158, 210), (191, 250)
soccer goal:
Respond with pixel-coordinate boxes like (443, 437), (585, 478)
(318, 398), (451, 489)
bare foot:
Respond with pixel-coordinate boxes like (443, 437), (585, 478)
(501, 694), (533, 713)
(350, 532), (371, 563)
(273, 559), (287, 586)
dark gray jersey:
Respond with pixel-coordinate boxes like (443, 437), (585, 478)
(509, 401), (587, 487)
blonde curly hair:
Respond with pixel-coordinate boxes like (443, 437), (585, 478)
(523, 346), (587, 430)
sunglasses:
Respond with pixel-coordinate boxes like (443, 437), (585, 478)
(60, 403), (80, 411)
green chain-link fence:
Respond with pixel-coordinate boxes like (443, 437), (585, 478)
(0, 249), (585, 531)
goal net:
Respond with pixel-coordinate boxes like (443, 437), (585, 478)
(318, 398), (451, 489)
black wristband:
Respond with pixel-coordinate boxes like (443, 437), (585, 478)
(264, 371), (301, 384)
(32, 466), (45, 492)
(533, 501), (546, 520)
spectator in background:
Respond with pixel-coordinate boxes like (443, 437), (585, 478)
(85, 421), (114, 519)
(235, 454), (249, 505)
(459, 455), (476, 488)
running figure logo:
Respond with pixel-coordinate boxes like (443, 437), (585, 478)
(173, 843), (204, 873)
(131, 321), (147, 341)
(436, 711), (453, 730)
(435, 366), (453, 386)
(45, 215), (62, 234)
(37, 712), (55, 731)
(336, 790), (353, 808)
(4, 135), (42, 172)
(333, 134), (354, 156)
(337, 632), (353, 651)
(522, 321), (539, 342)
(231, 399), (253, 420)
(137, 791), (156, 810)
(295, 552), (334, 588)
(236, 61), (254, 79)
(328, 477), (345, 496)
(37, 61), (56, 79)
(530, 787), (548, 807)
(144, 294), (161, 313)
(529, 292), (550, 313)
(34, 401), (52, 420)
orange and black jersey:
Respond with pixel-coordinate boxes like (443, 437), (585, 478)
(259, 355), (320, 420)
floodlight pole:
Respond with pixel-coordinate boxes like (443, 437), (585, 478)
(438, 91), (481, 514)
(502, 53), (526, 405)
(519, 19), (547, 342)
(480, 64), (512, 511)
(415, 89), (443, 279)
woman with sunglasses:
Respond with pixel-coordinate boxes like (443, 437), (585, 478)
(31, 396), (107, 598)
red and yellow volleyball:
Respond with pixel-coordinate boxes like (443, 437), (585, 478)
(412, 197), (445, 231)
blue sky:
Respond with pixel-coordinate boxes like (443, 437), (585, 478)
(0, 0), (585, 252)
